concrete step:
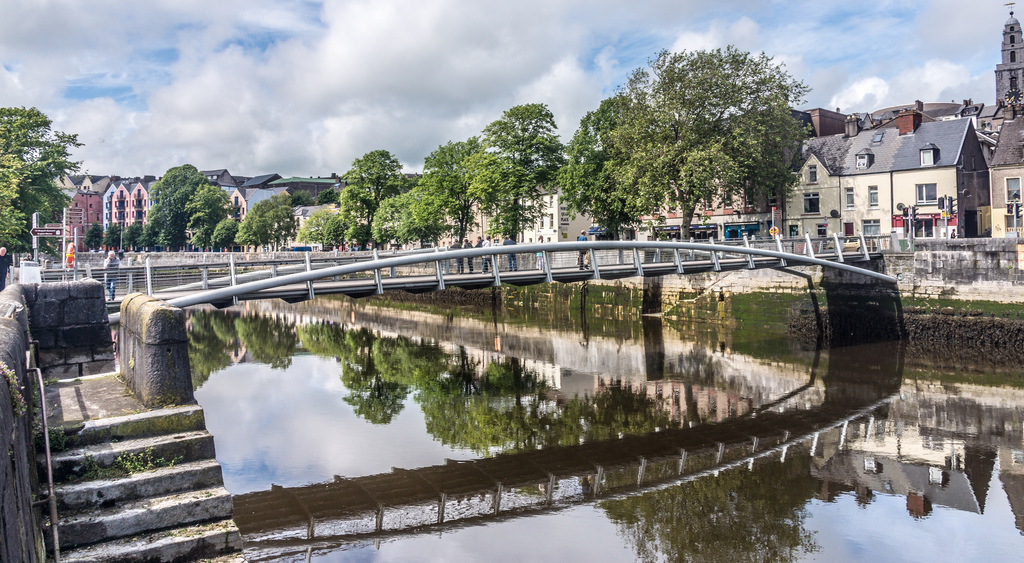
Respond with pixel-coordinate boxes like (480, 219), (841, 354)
(58, 518), (241, 563)
(65, 404), (207, 447)
(44, 430), (217, 483)
(54, 486), (234, 550)
(54, 459), (225, 512)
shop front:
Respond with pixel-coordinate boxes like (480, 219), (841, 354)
(723, 222), (761, 240)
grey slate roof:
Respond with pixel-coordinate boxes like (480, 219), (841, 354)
(991, 118), (1024, 167)
(888, 119), (971, 172)
(244, 187), (289, 207)
(241, 173), (281, 187)
(805, 134), (852, 174)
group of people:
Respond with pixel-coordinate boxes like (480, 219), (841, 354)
(443, 230), (592, 274)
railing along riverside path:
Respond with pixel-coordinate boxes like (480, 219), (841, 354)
(53, 235), (891, 324)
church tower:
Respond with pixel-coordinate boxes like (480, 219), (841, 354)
(997, 8), (1024, 105)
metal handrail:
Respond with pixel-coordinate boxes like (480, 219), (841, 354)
(26, 346), (60, 562)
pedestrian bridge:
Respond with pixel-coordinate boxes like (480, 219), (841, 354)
(99, 235), (893, 324)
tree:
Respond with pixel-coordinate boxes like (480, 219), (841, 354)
(122, 223), (143, 250)
(103, 224), (122, 249)
(289, 190), (315, 207)
(149, 164), (210, 249)
(469, 104), (564, 239)
(419, 138), (484, 243)
(559, 98), (646, 239)
(211, 218), (239, 251)
(84, 222), (104, 249)
(316, 188), (339, 206)
(140, 220), (160, 249)
(0, 107), (80, 251)
(297, 209), (346, 249)
(236, 193), (296, 250)
(186, 184), (230, 250)
(340, 150), (407, 246)
(612, 47), (809, 232)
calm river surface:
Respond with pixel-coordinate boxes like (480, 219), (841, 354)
(188, 294), (1024, 562)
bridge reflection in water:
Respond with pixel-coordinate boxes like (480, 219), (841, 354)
(223, 319), (905, 562)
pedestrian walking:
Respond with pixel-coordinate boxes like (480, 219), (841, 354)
(503, 235), (517, 271)
(0, 247), (12, 291)
(468, 238), (479, 273)
(451, 239), (465, 273)
(577, 230), (589, 269)
(103, 250), (120, 300)
(537, 237), (547, 271)
(482, 235), (492, 273)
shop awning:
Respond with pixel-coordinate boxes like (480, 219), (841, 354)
(654, 225), (681, 231)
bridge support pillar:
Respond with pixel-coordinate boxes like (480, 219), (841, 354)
(118, 294), (194, 408)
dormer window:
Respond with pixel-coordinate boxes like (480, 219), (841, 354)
(856, 149), (874, 170)
(920, 144), (939, 166)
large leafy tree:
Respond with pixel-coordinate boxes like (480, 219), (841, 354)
(559, 98), (646, 239)
(341, 150), (407, 246)
(418, 138), (484, 242)
(289, 190), (315, 207)
(103, 224), (122, 249)
(236, 193), (296, 250)
(469, 103), (564, 239)
(122, 223), (143, 250)
(211, 218), (239, 250)
(297, 209), (347, 248)
(148, 164), (210, 249)
(140, 220), (161, 249)
(186, 184), (230, 250)
(84, 222), (104, 249)
(372, 190), (447, 247)
(0, 107), (80, 251)
(612, 47), (809, 232)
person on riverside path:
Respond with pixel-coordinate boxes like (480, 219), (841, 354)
(577, 230), (589, 269)
(466, 238), (478, 273)
(536, 237), (547, 270)
(103, 250), (120, 301)
(503, 234), (517, 271)
(451, 239), (464, 274)
(0, 247), (12, 291)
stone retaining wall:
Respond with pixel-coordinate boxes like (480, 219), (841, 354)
(21, 280), (116, 379)
(118, 294), (194, 407)
(0, 286), (43, 563)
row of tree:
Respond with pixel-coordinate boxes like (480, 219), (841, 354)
(297, 47), (808, 249)
(2, 47), (808, 253)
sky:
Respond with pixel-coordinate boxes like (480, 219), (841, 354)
(0, 0), (1014, 177)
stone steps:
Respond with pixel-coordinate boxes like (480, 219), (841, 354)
(43, 404), (242, 562)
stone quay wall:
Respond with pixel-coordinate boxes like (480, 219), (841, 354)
(0, 286), (44, 563)
(21, 280), (116, 379)
(118, 294), (194, 408)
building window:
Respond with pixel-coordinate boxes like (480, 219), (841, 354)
(916, 183), (938, 204)
(856, 154), (869, 170)
(816, 223), (828, 237)
(1008, 178), (1021, 202)
(1014, 51), (1019, 63)
(845, 187), (854, 209)
(803, 193), (820, 214)
(920, 149), (935, 166)
(1013, 35), (1017, 44)
(869, 186), (879, 208)
(808, 165), (817, 184)
(863, 219), (881, 236)
(789, 225), (799, 237)
(872, 131), (884, 143)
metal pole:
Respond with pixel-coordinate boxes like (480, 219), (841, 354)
(62, 208), (67, 270)
(145, 257), (153, 295)
(73, 229), (79, 280)
(32, 212), (39, 262)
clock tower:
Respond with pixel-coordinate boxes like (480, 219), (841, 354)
(997, 7), (1024, 105)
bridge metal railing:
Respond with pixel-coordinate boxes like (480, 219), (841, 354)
(42, 236), (890, 308)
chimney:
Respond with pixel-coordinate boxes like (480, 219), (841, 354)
(845, 114), (861, 137)
(894, 109), (922, 135)
(915, 100), (924, 112)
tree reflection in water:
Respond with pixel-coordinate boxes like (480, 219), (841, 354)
(602, 454), (820, 563)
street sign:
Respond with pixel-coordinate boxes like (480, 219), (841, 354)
(769, 226), (780, 237)
(31, 228), (63, 237)
(44, 223), (62, 229)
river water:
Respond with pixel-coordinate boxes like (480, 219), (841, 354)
(187, 292), (1024, 562)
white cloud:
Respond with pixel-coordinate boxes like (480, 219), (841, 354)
(830, 77), (891, 114)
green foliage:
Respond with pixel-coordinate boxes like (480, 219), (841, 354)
(149, 164), (210, 249)
(211, 218), (239, 251)
(140, 220), (160, 249)
(341, 150), (408, 245)
(122, 223), (143, 250)
(234, 314), (297, 369)
(419, 138), (484, 242)
(84, 222), (104, 249)
(187, 310), (238, 389)
(316, 188), (340, 206)
(2, 361), (26, 417)
(559, 97), (645, 238)
(35, 424), (68, 453)
(372, 190), (447, 246)
(103, 224), (122, 249)
(469, 103), (564, 238)
(79, 448), (183, 481)
(236, 194), (296, 250)
(0, 107), (79, 252)
(612, 47), (809, 231)
(186, 184), (230, 250)
(289, 190), (315, 207)
(297, 209), (346, 248)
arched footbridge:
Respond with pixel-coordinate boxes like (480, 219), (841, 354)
(102, 234), (893, 323)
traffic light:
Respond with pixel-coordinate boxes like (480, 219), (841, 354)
(903, 207), (909, 218)
(938, 196), (946, 211)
